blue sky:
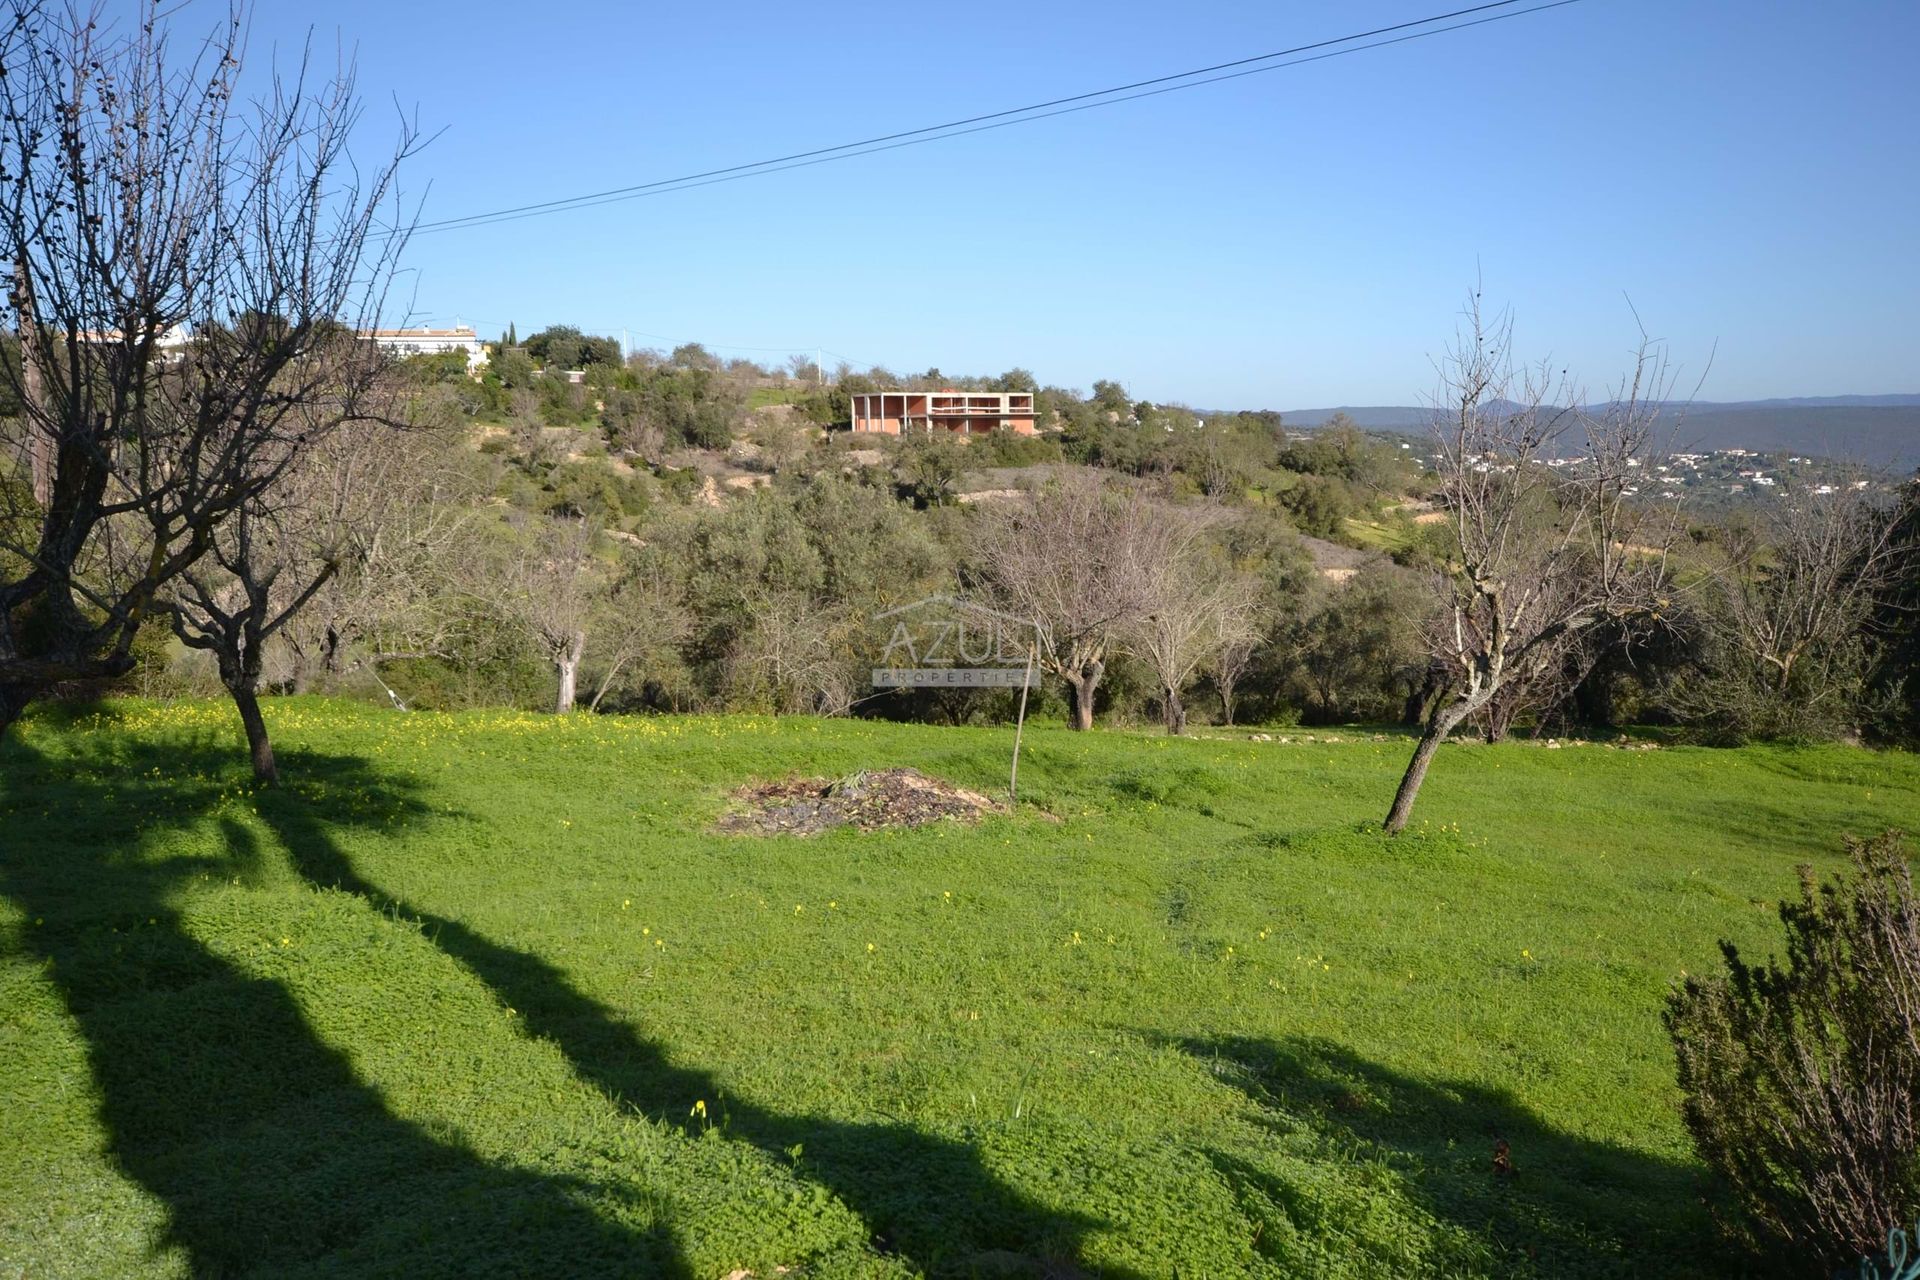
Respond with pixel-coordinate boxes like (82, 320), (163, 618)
(226, 0), (1916, 407)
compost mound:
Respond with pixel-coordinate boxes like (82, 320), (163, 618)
(717, 768), (998, 836)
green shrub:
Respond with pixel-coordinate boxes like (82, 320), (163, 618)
(543, 459), (640, 521)
(971, 428), (1060, 467)
(1665, 830), (1920, 1272)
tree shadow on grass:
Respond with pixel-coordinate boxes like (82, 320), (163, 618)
(258, 745), (1128, 1279)
(0, 737), (689, 1279)
(1169, 1034), (1726, 1279)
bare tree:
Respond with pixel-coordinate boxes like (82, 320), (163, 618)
(161, 405), (437, 780)
(726, 587), (858, 716)
(1382, 296), (1682, 834)
(505, 518), (604, 714)
(1670, 483), (1902, 739)
(1205, 636), (1256, 727)
(972, 472), (1161, 730)
(278, 428), (476, 698)
(0, 1), (416, 737)
(1124, 509), (1260, 734)
(165, 503), (337, 783)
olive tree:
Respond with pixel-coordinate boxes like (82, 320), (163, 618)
(585, 554), (692, 712)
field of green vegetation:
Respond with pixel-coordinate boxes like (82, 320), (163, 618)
(3, 700), (1915, 1278)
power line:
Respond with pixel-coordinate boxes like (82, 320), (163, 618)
(410, 0), (1534, 235)
(400, 0), (1583, 239)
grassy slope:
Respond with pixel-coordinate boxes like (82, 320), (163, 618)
(2, 700), (1915, 1278)
(749, 387), (811, 409)
(1339, 516), (1417, 554)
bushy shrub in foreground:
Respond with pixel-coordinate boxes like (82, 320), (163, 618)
(1666, 830), (1920, 1272)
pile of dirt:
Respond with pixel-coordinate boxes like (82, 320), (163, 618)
(716, 768), (1000, 836)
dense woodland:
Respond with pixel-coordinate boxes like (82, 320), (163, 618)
(30, 321), (1904, 777)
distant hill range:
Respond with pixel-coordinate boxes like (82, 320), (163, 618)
(1279, 395), (1920, 471)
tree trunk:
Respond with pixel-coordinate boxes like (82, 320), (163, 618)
(1482, 694), (1517, 744)
(1163, 685), (1187, 735)
(1384, 701), (1471, 835)
(1573, 666), (1613, 729)
(1219, 681), (1237, 728)
(0, 685), (29, 742)
(1064, 670), (1098, 731)
(227, 679), (278, 785)
(321, 624), (342, 678)
(1403, 665), (1446, 726)
(555, 631), (587, 714)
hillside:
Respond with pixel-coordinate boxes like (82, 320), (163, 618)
(6, 700), (1918, 1276)
(1657, 405), (1920, 469)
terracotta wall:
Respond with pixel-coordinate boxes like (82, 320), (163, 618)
(849, 392), (1037, 436)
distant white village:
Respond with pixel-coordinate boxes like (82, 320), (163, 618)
(1522, 447), (1875, 500)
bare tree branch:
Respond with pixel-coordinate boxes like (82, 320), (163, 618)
(1384, 292), (1682, 833)
(0, 0), (420, 735)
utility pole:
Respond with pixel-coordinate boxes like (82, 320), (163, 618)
(12, 252), (49, 508)
(817, 346), (824, 388)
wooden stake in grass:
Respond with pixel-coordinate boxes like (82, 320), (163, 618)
(1009, 639), (1037, 802)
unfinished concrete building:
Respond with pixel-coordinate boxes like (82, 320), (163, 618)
(849, 391), (1037, 436)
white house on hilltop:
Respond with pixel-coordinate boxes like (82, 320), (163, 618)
(70, 322), (193, 361)
(357, 325), (487, 370)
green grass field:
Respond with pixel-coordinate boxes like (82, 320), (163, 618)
(1339, 516), (1418, 554)
(3, 700), (1915, 1278)
(749, 386), (812, 410)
